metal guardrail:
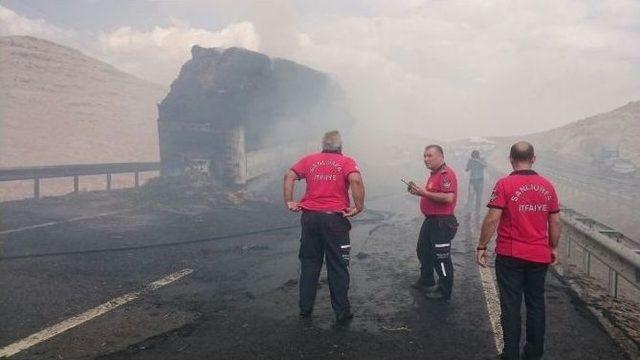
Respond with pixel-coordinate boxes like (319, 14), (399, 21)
(560, 207), (640, 299)
(0, 125), (312, 200)
(0, 162), (160, 199)
(0, 145), (291, 200)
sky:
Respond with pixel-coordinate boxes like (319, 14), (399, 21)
(1, 0), (640, 140)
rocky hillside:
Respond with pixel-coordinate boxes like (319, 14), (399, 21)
(0, 36), (167, 167)
(498, 100), (640, 164)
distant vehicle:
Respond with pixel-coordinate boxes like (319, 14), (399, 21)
(611, 159), (636, 176)
(591, 145), (636, 176)
(449, 137), (496, 158)
(468, 137), (497, 152)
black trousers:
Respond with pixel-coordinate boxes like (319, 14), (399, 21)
(298, 211), (352, 315)
(495, 255), (548, 360)
(416, 215), (458, 298)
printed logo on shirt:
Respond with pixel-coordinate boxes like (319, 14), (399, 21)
(518, 204), (548, 212)
(442, 179), (451, 190)
(309, 160), (343, 174)
(313, 174), (337, 181)
(509, 183), (552, 202)
(309, 160), (343, 182)
(489, 191), (497, 203)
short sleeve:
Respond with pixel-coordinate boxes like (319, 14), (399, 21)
(343, 157), (360, 176)
(291, 157), (307, 179)
(548, 185), (560, 214)
(439, 172), (457, 193)
(487, 179), (507, 209)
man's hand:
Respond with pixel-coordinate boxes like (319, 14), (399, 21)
(286, 201), (301, 212)
(342, 207), (362, 218)
(477, 208), (501, 268)
(407, 181), (422, 196)
(550, 248), (559, 266)
(476, 249), (488, 267)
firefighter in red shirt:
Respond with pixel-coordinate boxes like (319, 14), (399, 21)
(283, 131), (365, 324)
(407, 144), (459, 300)
(476, 141), (561, 360)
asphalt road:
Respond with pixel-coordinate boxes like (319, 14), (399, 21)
(0, 187), (629, 359)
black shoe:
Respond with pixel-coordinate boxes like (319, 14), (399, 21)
(497, 353), (521, 360)
(411, 280), (435, 289)
(299, 309), (313, 319)
(522, 349), (543, 360)
(335, 310), (354, 324)
(424, 290), (449, 301)
(423, 285), (440, 294)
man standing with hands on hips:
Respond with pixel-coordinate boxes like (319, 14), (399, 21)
(476, 141), (561, 360)
(407, 144), (459, 300)
(283, 130), (365, 324)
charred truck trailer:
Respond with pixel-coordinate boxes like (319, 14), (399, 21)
(157, 46), (352, 186)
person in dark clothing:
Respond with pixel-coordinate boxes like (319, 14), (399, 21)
(283, 130), (365, 324)
(476, 141), (561, 360)
(465, 150), (486, 214)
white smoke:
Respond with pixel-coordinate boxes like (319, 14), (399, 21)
(0, 5), (77, 44)
(95, 19), (259, 85)
(2, 0), (640, 140)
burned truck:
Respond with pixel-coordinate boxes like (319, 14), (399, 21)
(592, 145), (637, 176)
(157, 46), (352, 186)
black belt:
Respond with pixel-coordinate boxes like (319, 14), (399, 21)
(303, 210), (343, 215)
(425, 214), (455, 219)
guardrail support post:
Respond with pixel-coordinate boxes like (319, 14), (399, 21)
(134, 172), (139, 188)
(34, 178), (40, 199)
(584, 251), (591, 276)
(608, 268), (619, 298)
(106, 173), (112, 191)
(73, 175), (79, 193)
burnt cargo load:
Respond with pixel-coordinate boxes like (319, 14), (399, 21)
(157, 45), (352, 185)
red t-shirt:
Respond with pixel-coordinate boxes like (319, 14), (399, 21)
(420, 164), (458, 216)
(488, 170), (560, 263)
(291, 151), (360, 212)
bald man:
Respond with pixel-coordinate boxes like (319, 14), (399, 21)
(476, 142), (561, 360)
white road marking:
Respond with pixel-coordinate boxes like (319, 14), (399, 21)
(479, 264), (503, 353)
(0, 268), (193, 358)
(469, 211), (503, 353)
(0, 210), (129, 235)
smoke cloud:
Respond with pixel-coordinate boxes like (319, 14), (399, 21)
(2, 1), (640, 141)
